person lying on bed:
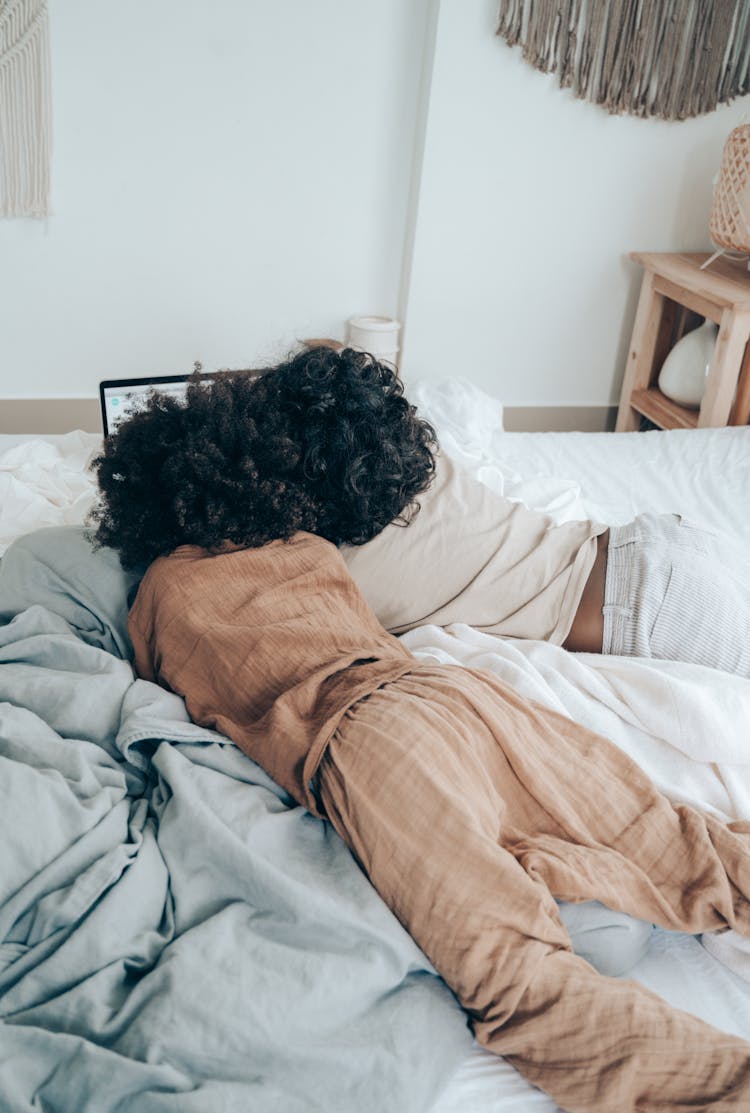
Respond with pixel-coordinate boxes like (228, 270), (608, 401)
(91, 378), (750, 1111)
(94, 344), (749, 677)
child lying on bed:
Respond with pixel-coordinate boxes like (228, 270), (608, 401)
(90, 373), (750, 1112)
(93, 345), (749, 677)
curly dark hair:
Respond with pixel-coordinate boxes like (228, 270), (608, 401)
(90, 346), (438, 569)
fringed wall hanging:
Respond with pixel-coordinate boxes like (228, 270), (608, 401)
(0, 0), (51, 217)
(496, 0), (750, 121)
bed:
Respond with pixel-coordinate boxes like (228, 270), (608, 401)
(1, 381), (749, 1113)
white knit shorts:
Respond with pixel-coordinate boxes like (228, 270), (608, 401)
(602, 512), (750, 677)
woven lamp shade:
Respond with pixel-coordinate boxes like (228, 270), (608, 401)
(709, 125), (750, 253)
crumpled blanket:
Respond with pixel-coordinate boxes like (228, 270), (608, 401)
(0, 432), (101, 556)
(0, 528), (470, 1113)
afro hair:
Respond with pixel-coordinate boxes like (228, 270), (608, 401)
(90, 345), (438, 569)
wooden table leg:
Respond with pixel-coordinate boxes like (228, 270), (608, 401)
(729, 335), (750, 425)
(698, 309), (750, 428)
(616, 271), (665, 432)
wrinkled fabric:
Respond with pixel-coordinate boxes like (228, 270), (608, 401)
(0, 433), (100, 557)
(320, 666), (750, 1112)
(0, 543), (470, 1113)
(128, 534), (413, 815)
(0, 524), (142, 659)
(131, 531), (750, 1111)
(341, 453), (605, 643)
(603, 512), (750, 677)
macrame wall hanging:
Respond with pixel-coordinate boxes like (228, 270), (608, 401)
(496, 0), (750, 121)
(0, 0), (51, 217)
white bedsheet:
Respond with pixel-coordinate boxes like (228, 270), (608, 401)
(409, 383), (750, 1113)
(420, 627), (750, 1111)
(413, 378), (750, 542)
(0, 432), (101, 556)
(431, 929), (750, 1113)
(2, 389), (750, 1113)
(405, 624), (750, 821)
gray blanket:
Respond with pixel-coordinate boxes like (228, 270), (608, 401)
(0, 527), (471, 1113)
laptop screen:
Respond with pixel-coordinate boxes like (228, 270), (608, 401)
(99, 374), (206, 437)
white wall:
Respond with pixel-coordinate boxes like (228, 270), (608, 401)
(0, 0), (430, 398)
(3, 0), (750, 409)
(399, 0), (750, 406)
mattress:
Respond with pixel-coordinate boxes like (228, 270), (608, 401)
(1, 387), (750, 1113)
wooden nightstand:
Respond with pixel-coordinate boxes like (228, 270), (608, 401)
(615, 252), (750, 431)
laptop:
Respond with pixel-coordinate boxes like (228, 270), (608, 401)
(99, 373), (211, 437)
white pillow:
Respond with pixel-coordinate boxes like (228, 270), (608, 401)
(411, 379), (590, 523)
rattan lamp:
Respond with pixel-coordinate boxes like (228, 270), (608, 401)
(709, 125), (750, 255)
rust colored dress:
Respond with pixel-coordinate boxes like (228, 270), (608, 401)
(129, 532), (750, 1113)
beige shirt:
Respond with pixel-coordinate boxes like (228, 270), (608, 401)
(340, 453), (606, 645)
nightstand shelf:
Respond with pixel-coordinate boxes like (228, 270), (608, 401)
(628, 387), (702, 431)
(616, 252), (750, 431)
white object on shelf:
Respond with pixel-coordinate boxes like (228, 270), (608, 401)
(657, 320), (718, 408)
(346, 315), (401, 367)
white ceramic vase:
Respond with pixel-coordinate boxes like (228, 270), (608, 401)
(657, 320), (718, 408)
